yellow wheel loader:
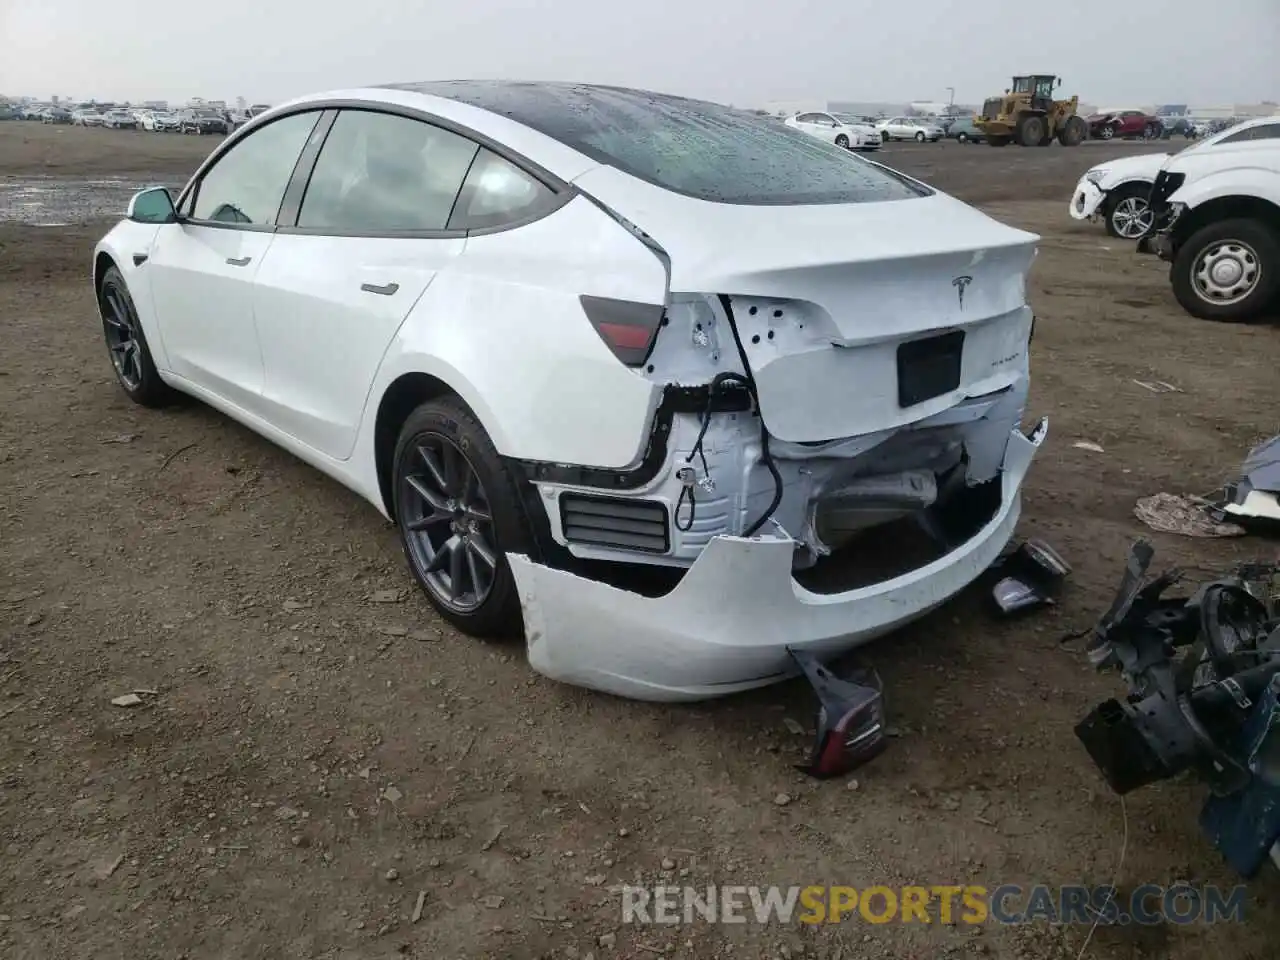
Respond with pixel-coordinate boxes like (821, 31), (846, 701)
(975, 75), (1088, 147)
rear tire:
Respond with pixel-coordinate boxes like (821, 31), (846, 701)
(392, 397), (535, 639)
(1170, 219), (1279, 322)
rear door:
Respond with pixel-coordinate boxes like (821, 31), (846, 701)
(250, 108), (477, 460)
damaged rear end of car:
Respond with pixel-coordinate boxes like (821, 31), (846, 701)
(515, 197), (1043, 699)
(427, 84), (1048, 700)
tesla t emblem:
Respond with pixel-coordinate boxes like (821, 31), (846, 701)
(952, 275), (973, 309)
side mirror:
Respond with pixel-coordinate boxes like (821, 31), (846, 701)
(127, 187), (176, 224)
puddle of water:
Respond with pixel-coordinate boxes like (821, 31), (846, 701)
(0, 176), (185, 226)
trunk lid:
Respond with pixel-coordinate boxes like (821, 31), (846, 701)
(573, 167), (1039, 443)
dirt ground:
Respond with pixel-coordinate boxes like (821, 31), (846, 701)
(1, 122), (1278, 960)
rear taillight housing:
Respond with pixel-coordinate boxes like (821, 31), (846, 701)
(579, 295), (665, 367)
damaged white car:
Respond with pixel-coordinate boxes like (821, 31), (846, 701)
(1068, 152), (1168, 238)
(92, 81), (1046, 702)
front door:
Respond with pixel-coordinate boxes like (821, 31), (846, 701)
(145, 109), (326, 413)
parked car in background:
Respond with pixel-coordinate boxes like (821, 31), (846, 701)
(102, 110), (138, 130)
(0, 104), (18, 121)
(877, 117), (944, 142)
(142, 111), (181, 132)
(73, 109), (104, 126)
(1137, 116), (1280, 322)
(93, 81), (1045, 701)
(179, 108), (229, 135)
(945, 117), (986, 144)
(22, 104), (49, 120)
(248, 104), (272, 118)
(1087, 110), (1162, 141)
(40, 107), (73, 124)
(1159, 117), (1200, 140)
(784, 111), (880, 151)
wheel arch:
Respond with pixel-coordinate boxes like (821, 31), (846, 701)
(373, 372), (465, 520)
(1171, 194), (1280, 253)
(93, 249), (118, 292)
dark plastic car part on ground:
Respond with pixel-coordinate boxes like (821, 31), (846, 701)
(1074, 541), (1280, 876)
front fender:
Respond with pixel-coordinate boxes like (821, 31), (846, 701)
(93, 220), (168, 368)
(1173, 169), (1280, 210)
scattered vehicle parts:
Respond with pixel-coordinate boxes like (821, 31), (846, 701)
(983, 537), (1070, 616)
(790, 649), (887, 779)
(1075, 541), (1280, 876)
(1218, 434), (1280, 531)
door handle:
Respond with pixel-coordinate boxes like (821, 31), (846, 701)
(226, 256), (252, 267)
(360, 282), (399, 296)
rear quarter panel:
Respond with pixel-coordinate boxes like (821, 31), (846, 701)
(359, 194), (668, 469)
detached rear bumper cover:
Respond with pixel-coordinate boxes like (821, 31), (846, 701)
(510, 420), (1046, 702)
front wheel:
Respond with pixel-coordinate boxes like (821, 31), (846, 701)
(393, 397), (535, 638)
(956, 132), (969, 143)
(1099, 124), (1115, 140)
(1170, 219), (1279, 322)
(835, 134), (850, 148)
(1102, 185), (1153, 239)
(914, 130), (925, 142)
(98, 266), (176, 407)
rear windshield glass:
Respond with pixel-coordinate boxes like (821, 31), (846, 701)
(389, 81), (929, 206)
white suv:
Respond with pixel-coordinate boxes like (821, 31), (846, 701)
(1137, 117), (1280, 321)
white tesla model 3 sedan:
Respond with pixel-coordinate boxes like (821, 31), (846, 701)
(93, 81), (1046, 702)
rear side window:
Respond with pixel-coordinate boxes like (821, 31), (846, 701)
(396, 82), (928, 205)
(447, 148), (556, 231)
(191, 111), (321, 225)
(1220, 123), (1280, 143)
(297, 110), (479, 233)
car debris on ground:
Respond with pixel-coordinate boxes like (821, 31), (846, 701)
(1075, 541), (1280, 877)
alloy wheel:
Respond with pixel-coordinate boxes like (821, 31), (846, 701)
(399, 434), (498, 614)
(1192, 240), (1261, 306)
(1110, 198), (1153, 239)
(101, 285), (142, 390)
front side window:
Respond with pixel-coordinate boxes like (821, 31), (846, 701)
(447, 148), (556, 231)
(190, 111), (321, 225)
(297, 110), (479, 233)
(394, 82), (928, 205)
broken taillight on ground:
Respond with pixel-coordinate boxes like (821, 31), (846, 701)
(986, 537), (1071, 616)
(790, 649), (887, 779)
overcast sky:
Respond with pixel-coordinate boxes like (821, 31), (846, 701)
(2, 0), (1277, 108)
